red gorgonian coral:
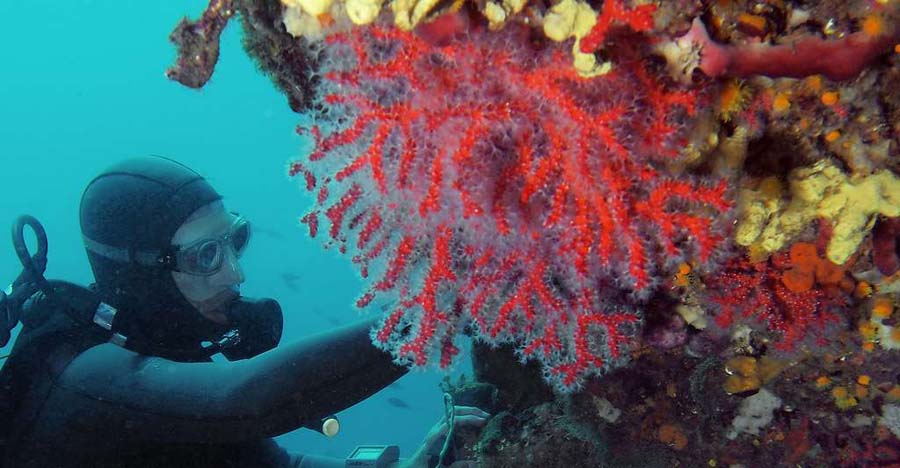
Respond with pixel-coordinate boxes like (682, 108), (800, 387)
(704, 253), (848, 353)
(288, 20), (731, 390)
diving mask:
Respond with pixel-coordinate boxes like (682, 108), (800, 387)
(171, 215), (252, 276)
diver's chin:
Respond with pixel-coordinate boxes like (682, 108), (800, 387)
(194, 286), (241, 323)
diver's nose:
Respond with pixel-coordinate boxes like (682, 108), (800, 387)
(219, 247), (245, 285)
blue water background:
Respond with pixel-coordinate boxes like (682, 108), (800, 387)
(0, 1), (469, 459)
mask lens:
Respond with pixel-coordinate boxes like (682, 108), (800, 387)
(231, 221), (250, 255)
(192, 240), (222, 273)
(173, 216), (250, 275)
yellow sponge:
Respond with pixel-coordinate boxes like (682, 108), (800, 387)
(736, 160), (900, 264)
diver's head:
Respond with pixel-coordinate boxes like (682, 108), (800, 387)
(79, 156), (247, 347)
(170, 200), (250, 322)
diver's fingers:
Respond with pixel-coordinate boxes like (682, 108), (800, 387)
(431, 417), (477, 438)
(452, 405), (491, 419)
(428, 405), (491, 440)
(452, 414), (489, 428)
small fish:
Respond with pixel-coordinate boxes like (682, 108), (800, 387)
(280, 272), (302, 292)
(386, 397), (412, 410)
(307, 308), (340, 326)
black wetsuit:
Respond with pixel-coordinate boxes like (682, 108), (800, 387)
(1, 303), (407, 468)
(0, 157), (409, 467)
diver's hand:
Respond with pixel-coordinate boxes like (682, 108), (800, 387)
(400, 405), (490, 468)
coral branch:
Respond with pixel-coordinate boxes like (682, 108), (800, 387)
(579, 0), (657, 54)
(705, 253), (847, 352)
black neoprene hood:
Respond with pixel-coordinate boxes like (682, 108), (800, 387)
(79, 156), (225, 353)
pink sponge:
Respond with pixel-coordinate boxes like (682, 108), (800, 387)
(677, 16), (899, 81)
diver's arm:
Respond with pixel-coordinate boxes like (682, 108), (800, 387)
(294, 454), (351, 468)
(44, 317), (408, 444)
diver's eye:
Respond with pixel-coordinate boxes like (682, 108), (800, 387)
(231, 221), (250, 255)
(194, 240), (222, 271)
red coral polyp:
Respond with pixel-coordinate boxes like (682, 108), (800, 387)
(706, 255), (847, 353)
(289, 21), (730, 390)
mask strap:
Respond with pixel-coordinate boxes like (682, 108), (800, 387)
(82, 235), (166, 268)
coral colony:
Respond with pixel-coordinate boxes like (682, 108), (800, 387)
(170, 0), (900, 463)
(288, 17), (731, 389)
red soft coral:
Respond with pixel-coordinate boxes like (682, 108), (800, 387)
(289, 21), (730, 389)
(705, 253), (848, 352)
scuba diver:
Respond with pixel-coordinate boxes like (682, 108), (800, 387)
(0, 156), (488, 468)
